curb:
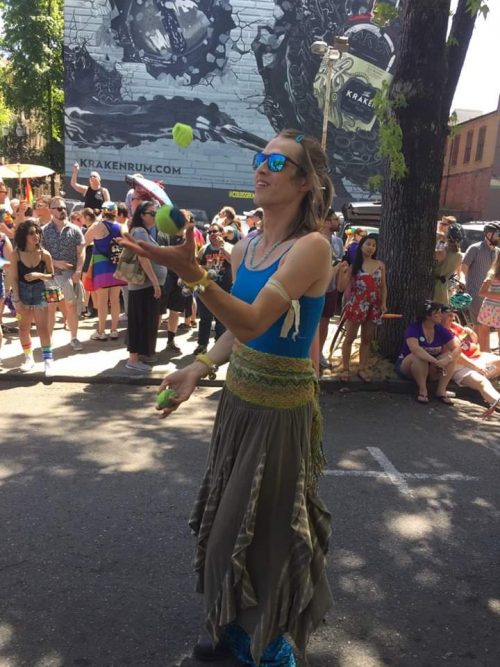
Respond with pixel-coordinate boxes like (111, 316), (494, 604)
(0, 370), (481, 402)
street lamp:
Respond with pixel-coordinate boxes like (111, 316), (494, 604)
(311, 36), (349, 151)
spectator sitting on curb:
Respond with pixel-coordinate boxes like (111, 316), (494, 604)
(394, 301), (460, 405)
(441, 306), (500, 418)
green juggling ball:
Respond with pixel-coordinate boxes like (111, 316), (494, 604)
(155, 205), (187, 236)
(156, 388), (177, 409)
(172, 123), (194, 148)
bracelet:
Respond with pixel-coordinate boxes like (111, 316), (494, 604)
(179, 269), (213, 296)
(195, 352), (219, 380)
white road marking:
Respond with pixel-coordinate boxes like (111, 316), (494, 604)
(323, 447), (480, 498)
(367, 447), (414, 497)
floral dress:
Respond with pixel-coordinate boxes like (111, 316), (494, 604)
(343, 266), (383, 324)
(477, 278), (500, 329)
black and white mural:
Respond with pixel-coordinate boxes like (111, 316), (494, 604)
(64, 0), (401, 210)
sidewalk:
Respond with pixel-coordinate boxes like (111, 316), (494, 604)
(0, 311), (493, 403)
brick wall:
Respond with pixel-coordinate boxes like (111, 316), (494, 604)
(440, 167), (492, 220)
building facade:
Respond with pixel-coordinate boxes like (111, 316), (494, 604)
(64, 0), (401, 215)
(440, 100), (500, 221)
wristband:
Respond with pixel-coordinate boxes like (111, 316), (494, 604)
(179, 269), (213, 295)
(195, 352), (218, 380)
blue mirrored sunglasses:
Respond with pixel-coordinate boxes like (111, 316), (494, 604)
(252, 152), (303, 172)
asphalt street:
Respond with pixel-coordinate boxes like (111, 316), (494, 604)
(0, 382), (499, 667)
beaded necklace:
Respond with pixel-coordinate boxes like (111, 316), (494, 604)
(248, 235), (286, 269)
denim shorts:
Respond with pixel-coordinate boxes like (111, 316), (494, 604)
(19, 280), (47, 309)
(394, 355), (411, 381)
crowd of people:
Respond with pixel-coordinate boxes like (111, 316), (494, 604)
(0, 174), (498, 416)
(0, 131), (499, 665)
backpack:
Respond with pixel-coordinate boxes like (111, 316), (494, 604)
(102, 220), (123, 264)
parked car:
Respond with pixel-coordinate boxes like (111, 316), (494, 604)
(460, 222), (488, 252)
(340, 201), (381, 241)
(64, 199), (85, 215)
(189, 208), (210, 231)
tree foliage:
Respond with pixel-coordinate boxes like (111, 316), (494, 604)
(0, 0), (64, 170)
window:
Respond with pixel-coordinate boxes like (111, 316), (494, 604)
(464, 130), (473, 163)
(450, 134), (460, 166)
(475, 126), (486, 161)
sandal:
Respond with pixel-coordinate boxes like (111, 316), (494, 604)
(416, 394), (429, 404)
(340, 370), (350, 382)
(435, 394), (454, 406)
(357, 370), (372, 383)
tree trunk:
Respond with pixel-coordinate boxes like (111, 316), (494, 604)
(378, 0), (479, 358)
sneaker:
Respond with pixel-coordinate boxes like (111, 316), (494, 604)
(140, 354), (159, 364)
(90, 331), (108, 341)
(166, 340), (181, 352)
(44, 359), (54, 377)
(125, 360), (152, 373)
(193, 344), (207, 356)
(177, 322), (189, 332)
(109, 331), (119, 340)
(118, 313), (128, 323)
(20, 357), (35, 373)
(70, 338), (83, 351)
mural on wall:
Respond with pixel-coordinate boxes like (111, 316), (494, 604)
(64, 0), (401, 205)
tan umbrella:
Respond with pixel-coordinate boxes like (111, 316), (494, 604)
(0, 163), (55, 197)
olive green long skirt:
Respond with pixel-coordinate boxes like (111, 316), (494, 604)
(189, 345), (333, 664)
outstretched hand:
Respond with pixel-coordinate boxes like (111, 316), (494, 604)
(119, 224), (203, 283)
(155, 365), (202, 418)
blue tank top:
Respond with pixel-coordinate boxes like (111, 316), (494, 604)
(232, 243), (325, 358)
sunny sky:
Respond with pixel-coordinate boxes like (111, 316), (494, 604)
(451, 0), (500, 114)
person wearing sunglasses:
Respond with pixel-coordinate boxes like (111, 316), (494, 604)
(121, 130), (334, 665)
(41, 197), (85, 351)
(394, 301), (461, 404)
(33, 195), (52, 225)
(9, 220), (55, 374)
(71, 163), (110, 210)
(125, 201), (167, 373)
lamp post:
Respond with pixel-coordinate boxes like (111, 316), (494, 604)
(311, 36), (349, 151)
(14, 119), (27, 195)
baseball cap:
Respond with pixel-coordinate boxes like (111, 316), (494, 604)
(243, 208), (263, 219)
(102, 201), (118, 211)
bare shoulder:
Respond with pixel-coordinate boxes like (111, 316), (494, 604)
(295, 231), (330, 250)
(289, 232), (331, 261)
(41, 248), (52, 260)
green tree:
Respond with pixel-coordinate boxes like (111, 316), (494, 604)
(377, 0), (487, 358)
(0, 0), (64, 172)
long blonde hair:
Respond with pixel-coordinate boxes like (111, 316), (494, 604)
(278, 129), (334, 240)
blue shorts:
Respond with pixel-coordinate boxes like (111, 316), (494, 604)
(394, 355), (411, 381)
(19, 280), (47, 309)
